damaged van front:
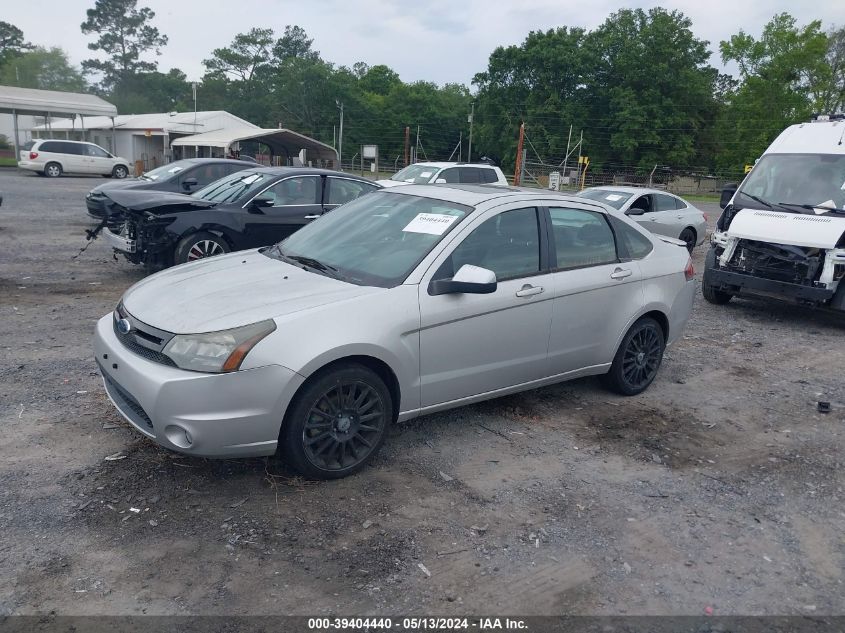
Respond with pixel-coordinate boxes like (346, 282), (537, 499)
(703, 116), (845, 312)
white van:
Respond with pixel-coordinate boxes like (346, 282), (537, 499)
(18, 139), (131, 179)
(703, 115), (845, 313)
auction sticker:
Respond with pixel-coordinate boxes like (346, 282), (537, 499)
(605, 194), (624, 201)
(403, 213), (459, 235)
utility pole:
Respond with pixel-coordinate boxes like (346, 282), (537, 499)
(513, 122), (525, 186)
(404, 126), (410, 167)
(467, 102), (474, 163)
(336, 101), (344, 169)
(192, 82), (198, 131)
(415, 125), (420, 163)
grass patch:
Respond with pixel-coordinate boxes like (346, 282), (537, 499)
(0, 157), (17, 167)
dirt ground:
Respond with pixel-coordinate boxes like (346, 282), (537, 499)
(0, 169), (843, 616)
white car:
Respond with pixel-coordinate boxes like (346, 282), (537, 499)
(18, 139), (131, 178)
(377, 162), (508, 188)
(578, 186), (708, 252)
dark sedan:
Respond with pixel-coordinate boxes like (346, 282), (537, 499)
(86, 158), (253, 218)
(100, 167), (380, 270)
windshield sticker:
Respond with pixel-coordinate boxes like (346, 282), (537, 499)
(241, 174), (261, 184)
(168, 166), (183, 173)
(605, 194), (624, 201)
(419, 171), (432, 178)
(402, 213), (459, 235)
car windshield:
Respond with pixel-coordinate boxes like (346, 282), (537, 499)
(737, 153), (845, 212)
(142, 163), (185, 182)
(577, 189), (633, 210)
(192, 170), (271, 203)
(264, 191), (471, 287)
(390, 164), (440, 184)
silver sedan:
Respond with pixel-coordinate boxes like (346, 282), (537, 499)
(578, 186), (708, 252)
(94, 185), (696, 478)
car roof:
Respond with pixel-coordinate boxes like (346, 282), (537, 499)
(406, 161), (498, 169)
(177, 158), (251, 167)
(35, 138), (98, 145)
(380, 183), (604, 208)
(235, 166), (375, 179)
(582, 185), (681, 197)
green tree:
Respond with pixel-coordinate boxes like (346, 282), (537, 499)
(110, 68), (192, 113)
(81, 0), (168, 91)
(273, 25), (319, 62)
(717, 13), (832, 168)
(0, 21), (31, 66)
(204, 27), (275, 82)
(0, 47), (86, 91)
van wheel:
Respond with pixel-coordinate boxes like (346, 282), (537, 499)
(44, 162), (62, 178)
(112, 165), (128, 179)
(702, 247), (732, 304)
(280, 363), (392, 479)
(174, 232), (230, 264)
(601, 317), (665, 396)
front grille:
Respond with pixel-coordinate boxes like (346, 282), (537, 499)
(113, 307), (177, 367)
(101, 370), (153, 431)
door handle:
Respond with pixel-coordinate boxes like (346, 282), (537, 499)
(610, 267), (633, 280)
(303, 214), (320, 219)
(515, 284), (544, 297)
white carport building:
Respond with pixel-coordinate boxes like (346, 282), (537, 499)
(31, 110), (259, 171)
(171, 127), (338, 168)
(0, 85), (117, 159)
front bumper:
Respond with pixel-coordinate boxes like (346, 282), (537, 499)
(102, 227), (136, 253)
(93, 315), (305, 458)
(707, 268), (835, 304)
(86, 196), (107, 218)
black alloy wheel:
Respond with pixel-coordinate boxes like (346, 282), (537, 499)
(602, 317), (665, 395)
(281, 364), (392, 479)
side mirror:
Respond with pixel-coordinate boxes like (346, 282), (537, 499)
(248, 195), (274, 213)
(428, 264), (497, 296)
(626, 208), (645, 216)
(181, 177), (198, 191)
(434, 178), (447, 184)
(720, 183), (737, 209)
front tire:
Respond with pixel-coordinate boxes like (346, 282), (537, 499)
(702, 247), (733, 305)
(280, 363), (393, 479)
(112, 164), (128, 179)
(173, 232), (230, 264)
(602, 317), (665, 396)
(44, 162), (62, 178)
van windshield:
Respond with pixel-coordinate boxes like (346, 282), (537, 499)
(737, 154), (845, 212)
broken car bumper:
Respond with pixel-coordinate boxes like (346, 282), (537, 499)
(102, 228), (136, 253)
(708, 268), (835, 305)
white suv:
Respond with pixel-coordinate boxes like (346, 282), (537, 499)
(377, 162), (509, 188)
(18, 139), (131, 178)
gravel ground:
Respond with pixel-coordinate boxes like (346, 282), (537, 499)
(0, 169), (843, 616)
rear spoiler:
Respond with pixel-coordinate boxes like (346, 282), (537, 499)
(656, 235), (687, 248)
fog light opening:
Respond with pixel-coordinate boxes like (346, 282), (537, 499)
(164, 425), (194, 449)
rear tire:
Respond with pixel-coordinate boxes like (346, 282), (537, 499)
(280, 363), (392, 479)
(602, 317), (665, 396)
(44, 162), (62, 178)
(679, 227), (696, 253)
(112, 164), (128, 179)
(702, 247), (733, 305)
(173, 232), (230, 264)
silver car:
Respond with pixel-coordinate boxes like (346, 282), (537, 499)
(93, 185), (695, 478)
(578, 186), (707, 252)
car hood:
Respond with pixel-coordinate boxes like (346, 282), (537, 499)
(727, 209), (845, 249)
(375, 179), (408, 187)
(90, 179), (156, 195)
(102, 189), (216, 213)
(122, 249), (382, 333)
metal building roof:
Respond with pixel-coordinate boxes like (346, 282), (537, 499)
(0, 85), (117, 117)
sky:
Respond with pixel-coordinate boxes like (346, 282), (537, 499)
(6, 0), (845, 86)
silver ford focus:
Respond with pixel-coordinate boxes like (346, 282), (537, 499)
(94, 185), (695, 478)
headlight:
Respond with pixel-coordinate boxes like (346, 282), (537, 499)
(162, 320), (276, 373)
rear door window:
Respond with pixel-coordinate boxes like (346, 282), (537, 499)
(458, 167), (482, 183)
(438, 168), (460, 183)
(326, 178), (378, 205)
(479, 168), (498, 183)
(549, 207), (618, 270)
(653, 194), (677, 212)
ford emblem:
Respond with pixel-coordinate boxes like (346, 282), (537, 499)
(117, 318), (132, 335)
